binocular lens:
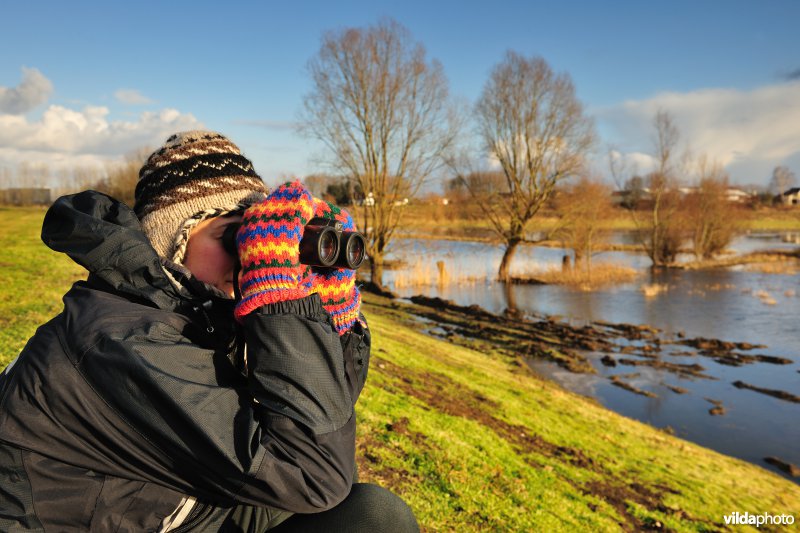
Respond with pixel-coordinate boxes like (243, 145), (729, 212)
(318, 229), (339, 265)
(344, 233), (365, 269)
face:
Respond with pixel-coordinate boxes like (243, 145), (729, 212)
(182, 214), (241, 298)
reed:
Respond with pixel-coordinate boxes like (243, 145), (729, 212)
(641, 283), (669, 298)
(754, 290), (778, 305)
(390, 258), (488, 289)
(518, 263), (638, 290)
(745, 260), (800, 275)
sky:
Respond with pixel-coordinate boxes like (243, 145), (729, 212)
(1, 0), (799, 191)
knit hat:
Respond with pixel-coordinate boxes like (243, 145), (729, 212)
(134, 131), (268, 263)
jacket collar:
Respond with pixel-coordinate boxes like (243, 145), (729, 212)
(42, 190), (225, 311)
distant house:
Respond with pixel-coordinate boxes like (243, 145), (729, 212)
(354, 192), (375, 207)
(724, 187), (754, 203)
(777, 187), (800, 206)
(612, 186), (754, 206)
(0, 188), (52, 206)
(611, 188), (651, 207)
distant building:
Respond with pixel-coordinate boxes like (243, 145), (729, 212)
(776, 187), (800, 206)
(612, 186), (754, 206)
(0, 188), (52, 206)
(724, 187), (754, 203)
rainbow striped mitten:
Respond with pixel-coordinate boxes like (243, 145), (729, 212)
(234, 181), (314, 321)
(310, 198), (362, 335)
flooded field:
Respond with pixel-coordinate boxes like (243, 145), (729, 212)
(382, 232), (800, 480)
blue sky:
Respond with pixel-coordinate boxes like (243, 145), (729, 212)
(1, 0), (799, 189)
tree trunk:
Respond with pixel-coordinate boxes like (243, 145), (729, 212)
(498, 240), (521, 282)
(503, 280), (518, 313)
(369, 252), (385, 289)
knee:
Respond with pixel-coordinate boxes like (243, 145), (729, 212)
(349, 483), (418, 532)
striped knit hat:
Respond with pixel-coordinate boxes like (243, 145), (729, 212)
(134, 131), (268, 263)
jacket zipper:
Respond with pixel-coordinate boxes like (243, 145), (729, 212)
(192, 301), (215, 334)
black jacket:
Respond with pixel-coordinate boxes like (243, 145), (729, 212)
(0, 191), (370, 531)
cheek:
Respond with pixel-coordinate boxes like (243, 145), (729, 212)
(185, 241), (233, 284)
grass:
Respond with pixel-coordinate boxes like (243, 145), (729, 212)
(0, 206), (86, 363)
(2, 206), (799, 531)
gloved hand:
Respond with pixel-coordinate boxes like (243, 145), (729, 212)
(309, 198), (362, 335)
(234, 181), (314, 321)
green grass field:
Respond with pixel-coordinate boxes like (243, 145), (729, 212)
(2, 206), (798, 532)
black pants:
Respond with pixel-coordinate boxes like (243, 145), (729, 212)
(222, 483), (419, 532)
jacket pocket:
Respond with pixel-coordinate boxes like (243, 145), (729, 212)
(342, 319), (370, 403)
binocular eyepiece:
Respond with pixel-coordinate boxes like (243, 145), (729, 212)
(222, 217), (367, 270)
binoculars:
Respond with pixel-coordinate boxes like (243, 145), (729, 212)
(222, 217), (367, 270)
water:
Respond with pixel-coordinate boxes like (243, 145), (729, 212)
(382, 233), (800, 481)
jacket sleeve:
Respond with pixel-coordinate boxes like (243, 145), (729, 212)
(235, 294), (357, 509)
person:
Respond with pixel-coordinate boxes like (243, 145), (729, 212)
(0, 131), (418, 532)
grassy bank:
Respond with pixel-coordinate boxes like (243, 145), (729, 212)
(396, 202), (800, 238)
(1, 206), (798, 531)
(0, 206), (86, 360)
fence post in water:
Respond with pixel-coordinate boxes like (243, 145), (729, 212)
(437, 260), (447, 287)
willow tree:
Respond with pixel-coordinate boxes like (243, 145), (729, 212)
(471, 52), (595, 282)
(686, 157), (745, 260)
(611, 110), (687, 266)
(301, 19), (457, 287)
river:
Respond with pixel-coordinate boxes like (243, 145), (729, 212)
(381, 232), (800, 481)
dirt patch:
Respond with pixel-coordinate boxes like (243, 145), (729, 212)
(373, 355), (600, 472)
(581, 480), (720, 532)
(764, 457), (800, 477)
(704, 398), (726, 416)
(609, 376), (657, 398)
(356, 416), (428, 492)
(404, 295), (784, 384)
(616, 358), (714, 379)
(733, 381), (800, 403)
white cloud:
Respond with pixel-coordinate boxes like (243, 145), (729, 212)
(595, 81), (800, 184)
(607, 149), (658, 178)
(0, 67), (53, 114)
(114, 89), (154, 105)
(0, 68), (205, 184)
(0, 105), (203, 177)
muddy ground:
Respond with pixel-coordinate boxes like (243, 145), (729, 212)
(367, 291), (800, 479)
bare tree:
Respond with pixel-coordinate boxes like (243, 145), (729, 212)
(303, 173), (339, 199)
(448, 170), (508, 199)
(646, 110), (687, 265)
(554, 176), (613, 273)
(0, 167), (11, 189)
(96, 147), (151, 208)
(685, 157), (745, 260)
(611, 110), (687, 267)
(301, 18), (458, 287)
(769, 165), (796, 196)
(455, 52), (595, 282)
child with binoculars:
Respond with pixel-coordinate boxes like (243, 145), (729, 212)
(0, 131), (417, 532)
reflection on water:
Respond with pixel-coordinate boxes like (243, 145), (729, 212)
(383, 232), (800, 481)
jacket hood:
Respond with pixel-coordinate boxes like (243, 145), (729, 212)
(42, 190), (187, 310)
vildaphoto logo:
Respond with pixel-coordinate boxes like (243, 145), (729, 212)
(723, 512), (795, 527)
